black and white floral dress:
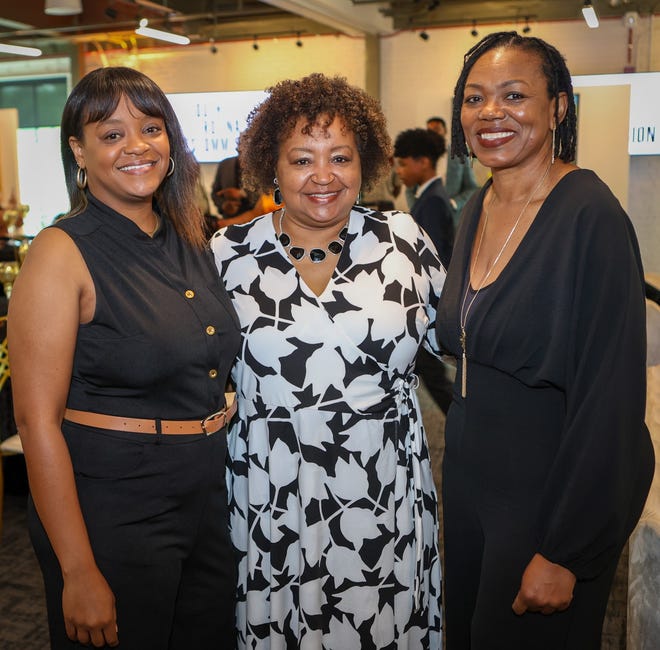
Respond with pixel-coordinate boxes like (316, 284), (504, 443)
(212, 206), (444, 649)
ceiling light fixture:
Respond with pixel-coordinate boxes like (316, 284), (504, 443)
(135, 18), (190, 45)
(44, 0), (82, 15)
(295, 32), (303, 47)
(252, 36), (259, 51)
(134, 0), (180, 16)
(582, 1), (600, 28)
(0, 42), (42, 57)
(522, 17), (531, 33)
(470, 20), (478, 37)
(419, 30), (429, 41)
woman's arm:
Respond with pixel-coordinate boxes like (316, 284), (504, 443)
(8, 228), (119, 647)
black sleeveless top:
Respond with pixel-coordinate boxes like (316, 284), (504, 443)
(54, 193), (240, 420)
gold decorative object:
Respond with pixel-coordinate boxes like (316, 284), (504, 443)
(0, 261), (19, 299)
(2, 203), (29, 238)
(17, 239), (30, 266)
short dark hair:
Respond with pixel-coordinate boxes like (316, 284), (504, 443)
(426, 116), (446, 130)
(60, 66), (205, 248)
(238, 73), (392, 194)
(450, 31), (577, 164)
(394, 128), (446, 167)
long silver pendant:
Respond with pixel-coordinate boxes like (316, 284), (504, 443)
(460, 327), (467, 398)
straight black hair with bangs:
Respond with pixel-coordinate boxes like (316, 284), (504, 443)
(60, 66), (205, 248)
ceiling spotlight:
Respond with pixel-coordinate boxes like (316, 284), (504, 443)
(522, 17), (531, 34)
(252, 36), (259, 51)
(135, 18), (190, 45)
(209, 37), (217, 54)
(295, 32), (303, 47)
(419, 30), (429, 41)
(470, 20), (478, 37)
(0, 42), (42, 57)
(44, 0), (82, 15)
(582, 1), (600, 28)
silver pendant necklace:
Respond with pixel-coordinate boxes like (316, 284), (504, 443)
(277, 209), (348, 263)
(458, 162), (552, 398)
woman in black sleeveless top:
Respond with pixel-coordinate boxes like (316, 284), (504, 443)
(8, 67), (240, 649)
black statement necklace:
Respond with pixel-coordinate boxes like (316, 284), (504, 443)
(277, 209), (348, 264)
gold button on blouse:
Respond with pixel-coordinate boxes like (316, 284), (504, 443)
(208, 369), (218, 379)
(206, 325), (216, 336)
(185, 290), (195, 299)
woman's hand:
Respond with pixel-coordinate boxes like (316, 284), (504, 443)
(511, 553), (576, 615)
(63, 565), (119, 647)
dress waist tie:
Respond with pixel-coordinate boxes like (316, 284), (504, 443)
(394, 373), (425, 612)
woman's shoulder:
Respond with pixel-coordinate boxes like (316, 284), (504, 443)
(551, 168), (627, 221)
(210, 212), (272, 254)
(50, 208), (101, 237)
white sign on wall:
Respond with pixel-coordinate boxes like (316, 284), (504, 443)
(572, 72), (659, 156)
(167, 90), (268, 163)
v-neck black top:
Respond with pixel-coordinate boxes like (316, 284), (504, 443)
(437, 169), (654, 579)
(54, 193), (240, 419)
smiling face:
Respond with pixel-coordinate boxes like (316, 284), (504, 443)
(461, 46), (565, 171)
(275, 115), (361, 231)
(69, 95), (170, 215)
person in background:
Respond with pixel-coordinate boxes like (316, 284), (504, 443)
(424, 115), (479, 223)
(8, 66), (240, 649)
(394, 127), (455, 415)
(211, 154), (251, 214)
(437, 32), (653, 649)
(212, 72), (444, 649)
(394, 127), (454, 268)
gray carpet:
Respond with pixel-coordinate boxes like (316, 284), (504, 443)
(0, 382), (627, 648)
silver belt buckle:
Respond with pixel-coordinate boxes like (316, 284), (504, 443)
(200, 408), (227, 436)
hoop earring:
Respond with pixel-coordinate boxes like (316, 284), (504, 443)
(551, 127), (556, 165)
(76, 166), (87, 190)
(273, 178), (282, 205)
(167, 157), (175, 177)
(356, 191), (361, 206)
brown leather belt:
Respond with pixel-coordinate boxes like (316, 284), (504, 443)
(63, 400), (237, 435)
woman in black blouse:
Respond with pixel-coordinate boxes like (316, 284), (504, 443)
(8, 67), (240, 649)
(437, 32), (653, 649)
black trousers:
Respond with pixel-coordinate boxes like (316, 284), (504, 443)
(442, 451), (620, 650)
(29, 421), (237, 650)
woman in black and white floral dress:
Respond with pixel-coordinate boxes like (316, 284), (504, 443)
(212, 73), (444, 649)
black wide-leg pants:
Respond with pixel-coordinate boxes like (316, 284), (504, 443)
(442, 409), (620, 650)
(29, 421), (237, 650)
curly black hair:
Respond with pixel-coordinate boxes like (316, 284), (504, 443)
(394, 128), (446, 166)
(450, 31), (577, 164)
(60, 66), (206, 248)
(238, 73), (392, 194)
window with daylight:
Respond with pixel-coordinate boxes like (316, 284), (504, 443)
(0, 76), (70, 235)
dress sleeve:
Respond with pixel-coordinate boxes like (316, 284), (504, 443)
(536, 188), (654, 579)
(418, 226), (446, 358)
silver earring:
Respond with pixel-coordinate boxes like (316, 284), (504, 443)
(167, 157), (175, 177)
(76, 166), (87, 190)
(273, 178), (282, 205)
(356, 191), (361, 206)
(551, 127), (556, 165)
(465, 141), (474, 168)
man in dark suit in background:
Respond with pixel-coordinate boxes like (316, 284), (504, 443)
(394, 128), (454, 414)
